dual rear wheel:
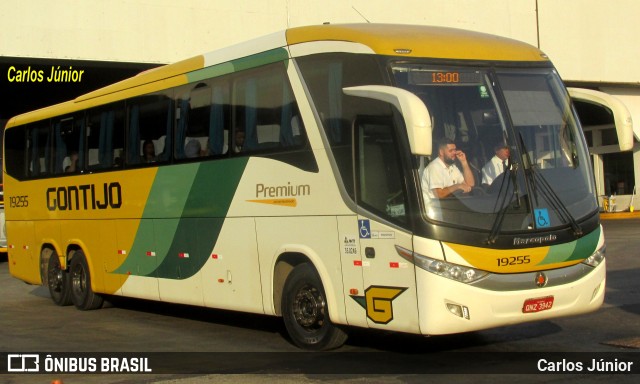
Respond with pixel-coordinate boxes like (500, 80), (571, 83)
(44, 249), (103, 310)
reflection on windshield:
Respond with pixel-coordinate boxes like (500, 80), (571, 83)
(392, 65), (598, 232)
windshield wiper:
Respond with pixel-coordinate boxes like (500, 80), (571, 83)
(518, 133), (583, 237)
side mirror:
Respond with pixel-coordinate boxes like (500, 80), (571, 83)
(343, 85), (432, 155)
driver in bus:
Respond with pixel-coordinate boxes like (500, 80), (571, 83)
(422, 137), (475, 203)
(481, 141), (511, 186)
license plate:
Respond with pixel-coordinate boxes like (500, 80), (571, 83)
(522, 296), (554, 313)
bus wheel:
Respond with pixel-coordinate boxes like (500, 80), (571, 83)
(47, 250), (72, 306)
(282, 263), (348, 350)
(69, 250), (104, 310)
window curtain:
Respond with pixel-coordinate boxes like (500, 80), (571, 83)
(244, 78), (258, 150)
(44, 130), (52, 174)
(176, 99), (189, 158)
(99, 111), (114, 168)
(160, 98), (173, 161)
(128, 105), (140, 164)
(54, 122), (66, 173)
(77, 119), (86, 169)
(210, 86), (225, 155)
(30, 129), (40, 174)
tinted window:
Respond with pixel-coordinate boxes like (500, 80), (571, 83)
(28, 122), (53, 178)
(175, 80), (231, 160)
(53, 115), (84, 174)
(296, 53), (390, 199)
(5, 60), (313, 179)
(86, 102), (126, 170)
(127, 92), (173, 166)
(355, 117), (408, 223)
(231, 63), (306, 154)
(4, 125), (28, 179)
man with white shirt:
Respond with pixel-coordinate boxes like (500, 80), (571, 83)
(481, 142), (511, 186)
(422, 137), (475, 203)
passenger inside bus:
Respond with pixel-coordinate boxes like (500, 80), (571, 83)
(233, 130), (245, 153)
(141, 140), (157, 163)
(185, 139), (205, 158)
(63, 151), (79, 173)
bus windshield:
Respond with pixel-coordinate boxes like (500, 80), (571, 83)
(392, 64), (598, 232)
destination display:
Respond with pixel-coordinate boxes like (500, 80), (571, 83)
(409, 70), (484, 85)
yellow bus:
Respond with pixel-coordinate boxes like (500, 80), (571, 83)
(0, 183), (6, 253)
(4, 24), (608, 350)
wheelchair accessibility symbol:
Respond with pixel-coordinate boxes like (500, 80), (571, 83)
(534, 208), (550, 228)
(359, 219), (371, 238)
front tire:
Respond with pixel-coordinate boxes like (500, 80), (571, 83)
(282, 263), (348, 350)
(47, 249), (72, 306)
(69, 250), (104, 310)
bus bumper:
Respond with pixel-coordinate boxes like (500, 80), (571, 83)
(415, 260), (606, 335)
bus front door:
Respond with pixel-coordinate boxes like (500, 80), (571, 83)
(352, 116), (420, 333)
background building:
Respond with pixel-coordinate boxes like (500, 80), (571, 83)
(2, 0), (638, 210)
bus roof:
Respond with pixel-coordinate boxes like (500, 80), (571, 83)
(286, 23), (548, 62)
(5, 23), (548, 127)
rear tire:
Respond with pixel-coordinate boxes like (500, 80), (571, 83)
(47, 250), (72, 306)
(69, 250), (104, 310)
(282, 263), (348, 350)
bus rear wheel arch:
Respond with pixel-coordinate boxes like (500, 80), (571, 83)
(69, 249), (104, 310)
(281, 263), (348, 350)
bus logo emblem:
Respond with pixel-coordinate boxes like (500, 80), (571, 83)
(535, 272), (548, 287)
(350, 286), (407, 324)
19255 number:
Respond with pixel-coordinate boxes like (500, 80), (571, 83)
(497, 255), (530, 267)
(9, 195), (29, 208)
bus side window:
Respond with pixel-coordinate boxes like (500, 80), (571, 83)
(231, 63), (306, 154)
(86, 103), (125, 170)
(4, 125), (29, 180)
(127, 93), (173, 166)
(28, 123), (52, 177)
(53, 116), (86, 174)
(175, 81), (229, 160)
(354, 116), (408, 223)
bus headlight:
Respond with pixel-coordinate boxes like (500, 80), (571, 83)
(396, 245), (488, 284)
(582, 244), (606, 267)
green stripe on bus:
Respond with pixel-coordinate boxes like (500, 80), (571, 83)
(568, 225), (600, 260)
(145, 163), (201, 217)
(540, 226), (600, 265)
(187, 62), (235, 83)
(113, 158), (248, 278)
(151, 158), (248, 279)
(185, 48), (289, 83)
(112, 164), (199, 275)
(231, 48), (289, 72)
